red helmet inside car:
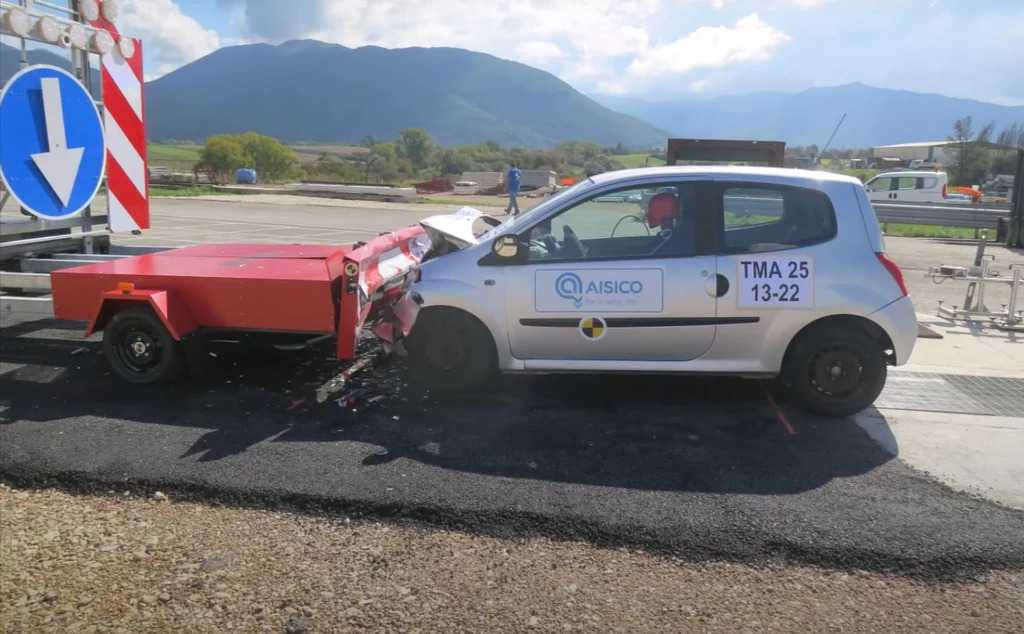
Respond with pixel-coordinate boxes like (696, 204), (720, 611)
(646, 192), (678, 229)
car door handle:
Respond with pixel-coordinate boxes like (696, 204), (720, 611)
(715, 273), (730, 298)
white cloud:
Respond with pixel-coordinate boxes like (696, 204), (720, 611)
(219, 0), (791, 96)
(626, 14), (791, 78)
(119, 0), (220, 78)
(516, 41), (566, 65)
(783, 0), (839, 7)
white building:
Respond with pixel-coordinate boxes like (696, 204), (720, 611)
(870, 141), (954, 165)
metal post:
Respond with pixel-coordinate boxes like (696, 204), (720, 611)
(1008, 269), (1022, 325)
(976, 259), (989, 312)
(18, 0), (29, 68)
(69, 0), (94, 253)
(1006, 149), (1024, 248)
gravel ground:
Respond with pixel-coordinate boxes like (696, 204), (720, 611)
(3, 485), (1022, 634)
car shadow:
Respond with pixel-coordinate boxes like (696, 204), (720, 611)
(1, 317), (897, 497)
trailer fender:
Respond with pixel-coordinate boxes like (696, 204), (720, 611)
(84, 289), (198, 340)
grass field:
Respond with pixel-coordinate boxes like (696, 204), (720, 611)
(420, 196), (508, 208)
(880, 223), (978, 239)
(149, 185), (227, 197)
(147, 144), (203, 162)
(615, 154), (666, 168)
(291, 145), (370, 157)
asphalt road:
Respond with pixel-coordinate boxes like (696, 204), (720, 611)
(2, 196), (1024, 582)
(2, 314), (1023, 582)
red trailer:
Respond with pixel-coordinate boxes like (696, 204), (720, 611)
(47, 227), (429, 384)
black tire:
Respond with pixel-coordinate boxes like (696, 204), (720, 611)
(102, 307), (186, 385)
(404, 307), (497, 390)
(781, 323), (887, 418)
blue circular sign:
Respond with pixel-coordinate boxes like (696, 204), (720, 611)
(0, 64), (105, 219)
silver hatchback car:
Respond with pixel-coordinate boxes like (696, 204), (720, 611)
(404, 166), (918, 417)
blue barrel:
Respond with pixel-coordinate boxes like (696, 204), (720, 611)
(235, 168), (257, 184)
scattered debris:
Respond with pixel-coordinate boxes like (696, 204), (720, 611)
(287, 399), (306, 411)
(71, 347), (88, 356)
(151, 491), (168, 502)
(315, 355), (375, 403)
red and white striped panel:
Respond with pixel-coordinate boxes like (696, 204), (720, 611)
(88, 15), (149, 232)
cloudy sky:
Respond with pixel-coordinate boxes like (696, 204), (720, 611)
(103, 0), (1024, 105)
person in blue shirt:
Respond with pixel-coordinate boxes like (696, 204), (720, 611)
(506, 162), (523, 216)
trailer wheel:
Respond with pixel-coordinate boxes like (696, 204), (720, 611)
(404, 307), (496, 389)
(102, 307), (185, 385)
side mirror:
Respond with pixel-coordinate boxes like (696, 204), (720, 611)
(493, 235), (520, 258)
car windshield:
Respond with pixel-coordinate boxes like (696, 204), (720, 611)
(477, 179), (596, 242)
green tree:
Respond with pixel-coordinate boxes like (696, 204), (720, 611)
(947, 117), (998, 187)
(369, 142), (398, 163)
(237, 132), (300, 181)
(396, 128), (434, 170)
(307, 155), (363, 182)
(583, 156), (626, 176)
(559, 141), (604, 166)
(438, 148), (471, 176)
(993, 123), (1024, 174)
(198, 135), (253, 180)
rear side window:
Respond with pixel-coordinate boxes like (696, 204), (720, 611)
(719, 185), (837, 254)
(897, 177), (921, 190)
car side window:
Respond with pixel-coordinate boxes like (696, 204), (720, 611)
(898, 177), (920, 190)
(524, 183), (696, 262)
(865, 177), (892, 193)
(719, 184), (837, 254)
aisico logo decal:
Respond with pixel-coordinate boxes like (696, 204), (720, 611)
(556, 272), (645, 309)
(578, 316), (607, 341)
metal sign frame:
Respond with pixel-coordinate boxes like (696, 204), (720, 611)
(0, 0), (144, 257)
(665, 138), (787, 168)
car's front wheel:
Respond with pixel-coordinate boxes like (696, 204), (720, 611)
(404, 307), (497, 390)
(781, 323), (887, 418)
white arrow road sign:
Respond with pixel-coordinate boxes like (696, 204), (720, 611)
(30, 77), (85, 207)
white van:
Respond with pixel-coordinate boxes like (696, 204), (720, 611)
(863, 171), (948, 203)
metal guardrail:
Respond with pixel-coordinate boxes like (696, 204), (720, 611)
(723, 195), (1012, 230)
(870, 202), (1011, 230)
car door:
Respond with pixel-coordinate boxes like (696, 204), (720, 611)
(502, 177), (719, 364)
(710, 181), (840, 364)
(894, 176), (923, 202)
(863, 175), (893, 202)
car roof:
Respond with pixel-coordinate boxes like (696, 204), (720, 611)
(588, 165), (863, 187)
(871, 170), (946, 178)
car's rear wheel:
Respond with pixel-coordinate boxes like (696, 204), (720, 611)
(404, 308), (496, 389)
(781, 323), (887, 418)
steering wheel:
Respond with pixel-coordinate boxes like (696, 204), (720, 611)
(562, 225), (586, 258)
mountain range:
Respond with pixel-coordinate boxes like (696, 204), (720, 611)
(141, 40), (668, 149)
(3, 40), (1022, 149)
(0, 43), (100, 97)
(596, 84), (1024, 148)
